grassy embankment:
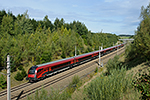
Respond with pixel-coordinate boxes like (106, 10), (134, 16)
(27, 52), (150, 100)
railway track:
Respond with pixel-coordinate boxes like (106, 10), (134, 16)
(0, 46), (125, 100)
(0, 83), (31, 97)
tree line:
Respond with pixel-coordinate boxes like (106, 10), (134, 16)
(0, 10), (118, 72)
(126, 3), (150, 61)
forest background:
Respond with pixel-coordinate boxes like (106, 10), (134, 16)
(0, 10), (118, 73)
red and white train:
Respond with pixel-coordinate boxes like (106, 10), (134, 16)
(26, 43), (125, 82)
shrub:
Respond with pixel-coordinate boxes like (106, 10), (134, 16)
(14, 71), (23, 81)
(14, 68), (27, 81)
(21, 68), (27, 77)
(132, 70), (150, 99)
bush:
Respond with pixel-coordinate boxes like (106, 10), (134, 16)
(14, 71), (23, 81)
(21, 68), (27, 77)
(14, 68), (27, 81)
(132, 70), (150, 99)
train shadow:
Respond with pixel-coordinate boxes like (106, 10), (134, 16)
(16, 90), (24, 100)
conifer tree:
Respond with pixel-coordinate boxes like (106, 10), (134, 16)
(15, 11), (33, 35)
(0, 15), (14, 37)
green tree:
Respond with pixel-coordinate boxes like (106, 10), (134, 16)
(0, 10), (7, 25)
(0, 15), (14, 37)
(126, 3), (150, 60)
(30, 18), (38, 31)
(43, 15), (54, 31)
(54, 18), (64, 30)
(14, 11), (33, 35)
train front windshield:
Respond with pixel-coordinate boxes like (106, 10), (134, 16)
(28, 67), (36, 74)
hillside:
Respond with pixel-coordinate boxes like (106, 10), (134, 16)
(70, 53), (150, 100)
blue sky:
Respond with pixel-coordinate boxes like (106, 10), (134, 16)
(0, 0), (149, 35)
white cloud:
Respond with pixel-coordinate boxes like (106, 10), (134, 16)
(0, 0), (149, 35)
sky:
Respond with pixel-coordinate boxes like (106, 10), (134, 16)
(0, 0), (150, 35)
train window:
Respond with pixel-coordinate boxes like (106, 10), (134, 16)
(51, 62), (69, 70)
(37, 68), (43, 73)
(78, 55), (91, 62)
(29, 68), (36, 74)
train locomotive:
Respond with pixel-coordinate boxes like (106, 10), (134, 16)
(26, 43), (125, 82)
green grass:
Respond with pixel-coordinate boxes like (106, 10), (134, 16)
(84, 67), (136, 100)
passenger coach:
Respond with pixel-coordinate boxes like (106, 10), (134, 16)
(26, 43), (125, 82)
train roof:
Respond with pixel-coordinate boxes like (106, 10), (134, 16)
(94, 44), (123, 52)
(75, 52), (93, 58)
(35, 43), (124, 68)
(36, 57), (74, 67)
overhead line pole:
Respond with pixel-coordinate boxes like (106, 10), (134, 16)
(7, 54), (11, 100)
(101, 46), (103, 67)
(99, 46), (101, 67)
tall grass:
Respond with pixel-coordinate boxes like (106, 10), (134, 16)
(85, 68), (134, 100)
(106, 55), (120, 74)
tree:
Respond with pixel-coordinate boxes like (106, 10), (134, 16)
(0, 15), (14, 37)
(14, 11), (33, 35)
(126, 3), (150, 60)
(72, 21), (88, 39)
(134, 4), (150, 59)
(0, 10), (7, 25)
(30, 18), (38, 31)
(54, 18), (64, 30)
(43, 15), (54, 31)
(54, 18), (60, 30)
